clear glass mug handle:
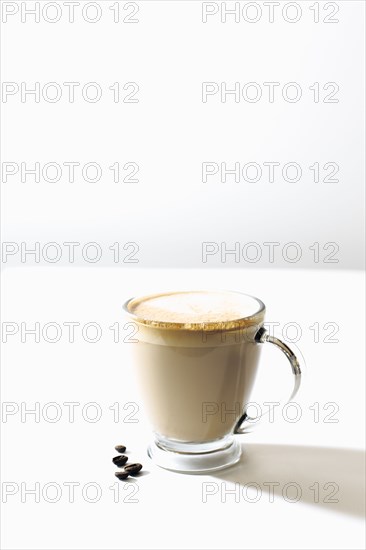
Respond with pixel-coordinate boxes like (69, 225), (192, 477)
(234, 326), (302, 434)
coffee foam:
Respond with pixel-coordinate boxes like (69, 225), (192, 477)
(127, 291), (263, 327)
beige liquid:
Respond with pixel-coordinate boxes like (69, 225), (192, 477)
(126, 291), (265, 443)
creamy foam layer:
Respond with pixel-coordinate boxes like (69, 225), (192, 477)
(127, 291), (263, 327)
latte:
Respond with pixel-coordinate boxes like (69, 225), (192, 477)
(125, 291), (265, 442)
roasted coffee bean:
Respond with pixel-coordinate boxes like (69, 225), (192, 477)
(124, 463), (142, 475)
(114, 445), (126, 454)
(115, 471), (129, 480)
(112, 455), (128, 467)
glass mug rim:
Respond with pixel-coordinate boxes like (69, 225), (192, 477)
(123, 289), (266, 332)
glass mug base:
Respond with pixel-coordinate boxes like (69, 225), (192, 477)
(147, 435), (241, 474)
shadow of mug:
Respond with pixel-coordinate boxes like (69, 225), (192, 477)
(213, 443), (365, 518)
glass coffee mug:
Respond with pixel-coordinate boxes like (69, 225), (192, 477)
(123, 290), (301, 473)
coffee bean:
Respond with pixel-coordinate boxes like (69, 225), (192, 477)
(112, 455), (128, 467)
(115, 471), (129, 480)
(114, 445), (126, 454)
(124, 463), (142, 475)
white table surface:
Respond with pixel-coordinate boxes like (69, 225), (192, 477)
(1, 267), (365, 550)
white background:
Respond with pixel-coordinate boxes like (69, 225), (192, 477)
(1, 0), (365, 268)
(1, 1), (365, 549)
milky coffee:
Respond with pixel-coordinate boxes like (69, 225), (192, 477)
(126, 291), (265, 443)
